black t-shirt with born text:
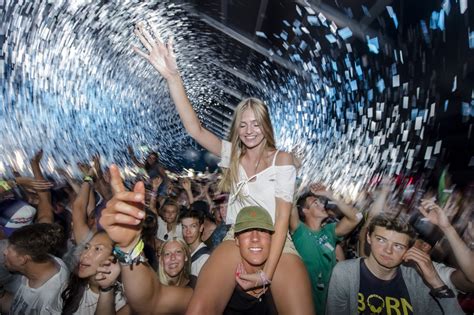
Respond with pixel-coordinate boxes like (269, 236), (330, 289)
(358, 259), (413, 315)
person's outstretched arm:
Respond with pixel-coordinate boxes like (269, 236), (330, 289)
(30, 149), (54, 223)
(133, 23), (222, 156)
(72, 180), (93, 244)
(127, 146), (145, 169)
(310, 183), (361, 237)
(420, 199), (474, 283)
(99, 165), (192, 314)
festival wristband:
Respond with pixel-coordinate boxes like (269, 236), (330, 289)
(113, 239), (147, 266)
(430, 285), (455, 298)
(0, 180), (11, 191)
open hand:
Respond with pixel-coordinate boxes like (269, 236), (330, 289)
(15, 177), (54, 191)
(133, 22), (178, 80)
(419, 199), (451, 230)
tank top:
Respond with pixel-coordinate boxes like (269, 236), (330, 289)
(219, 140), (296, 224)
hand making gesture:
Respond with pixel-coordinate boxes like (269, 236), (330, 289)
(99, 165), (145, 250)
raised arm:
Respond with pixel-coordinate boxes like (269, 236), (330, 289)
(92, 154), (113, 201)
(289, 203), (300, 234)
(149, 176), (163, 215)
(99, 165), (192, 314)
(72, 180), (93, 244)
(127, 146), (145, 169)
(30, 149), (54, 223)
(133, 23), (222, 156)
(310, 183), (361, 237)
(181, 178), (194, 205)
(420, 199), (474, 283)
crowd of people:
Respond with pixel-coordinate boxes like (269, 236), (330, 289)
(0, 23), (473, 314)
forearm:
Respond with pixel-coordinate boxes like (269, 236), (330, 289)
(334, 198), (358, 222)
(263, 210), (289, 279)
(72, 182), (92, 243)
(120, 262), (161, 313)
(166, 75), (202, 138)
(289, 205), (299, 233)
(95, 290), (116, 315)
(442, 225), (474, 282)
(87, 187), (96, 214)
(184, 188), (194, 204)
(30, 159), (54, 222)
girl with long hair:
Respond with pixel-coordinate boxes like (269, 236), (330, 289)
(61, 232), (130, 314)
(130, 23), (314, 314)
(157, 238), (196, 288)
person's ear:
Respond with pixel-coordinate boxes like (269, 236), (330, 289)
(366, 232), (371, 245)
(199, 224), (204, 233)
(235, 237), (240, 247)
(19, 254), (30, 266)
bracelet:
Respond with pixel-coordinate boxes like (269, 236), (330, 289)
(0, 180), (11, 191)
(150, 191), (157, 198)
(99, 284), (116, 293)
(83, 176), (94, 183)
(430, 285), (455, 298)
(113, 239), (147, 266)
(258, 270), (272, 291)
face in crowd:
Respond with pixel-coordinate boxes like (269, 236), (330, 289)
(235, 228), (272, 269)
(78, 232), (113, 279)
(3, 244), (24, 272)
(162, 204), (179, 225)
(367, 226), (410, 269)
(303, 196), (329, 220)
(238, 108), (265, 150)
(161, 240), (188, 278)
(181, 217), (203, 247)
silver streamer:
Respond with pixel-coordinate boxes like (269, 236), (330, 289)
(1, 0), (472, 199)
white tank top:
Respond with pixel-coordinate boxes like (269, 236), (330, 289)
(218, 140), (296, 224)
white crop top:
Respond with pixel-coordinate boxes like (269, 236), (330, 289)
(218, 140), (296, 224)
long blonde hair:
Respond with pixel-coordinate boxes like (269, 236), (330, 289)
(219, 98), (276, 193)
(158, 238), (191, 287)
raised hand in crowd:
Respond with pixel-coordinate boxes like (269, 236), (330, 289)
(420, 199), (474, 283)
(99, 164), (192, 314)
(133, 22), (178, 80)
(30, 149), (55, 223)
(14, 177), (54, 191)
(181, 178), (194, 204)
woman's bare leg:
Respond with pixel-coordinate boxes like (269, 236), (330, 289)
(186, 240), (241, 315)
(271, 253), (315, 315)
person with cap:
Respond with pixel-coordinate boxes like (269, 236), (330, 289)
(223, 206), (277, 315)
(290, 183), (361, 315)
(98, 166), (280, 314)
